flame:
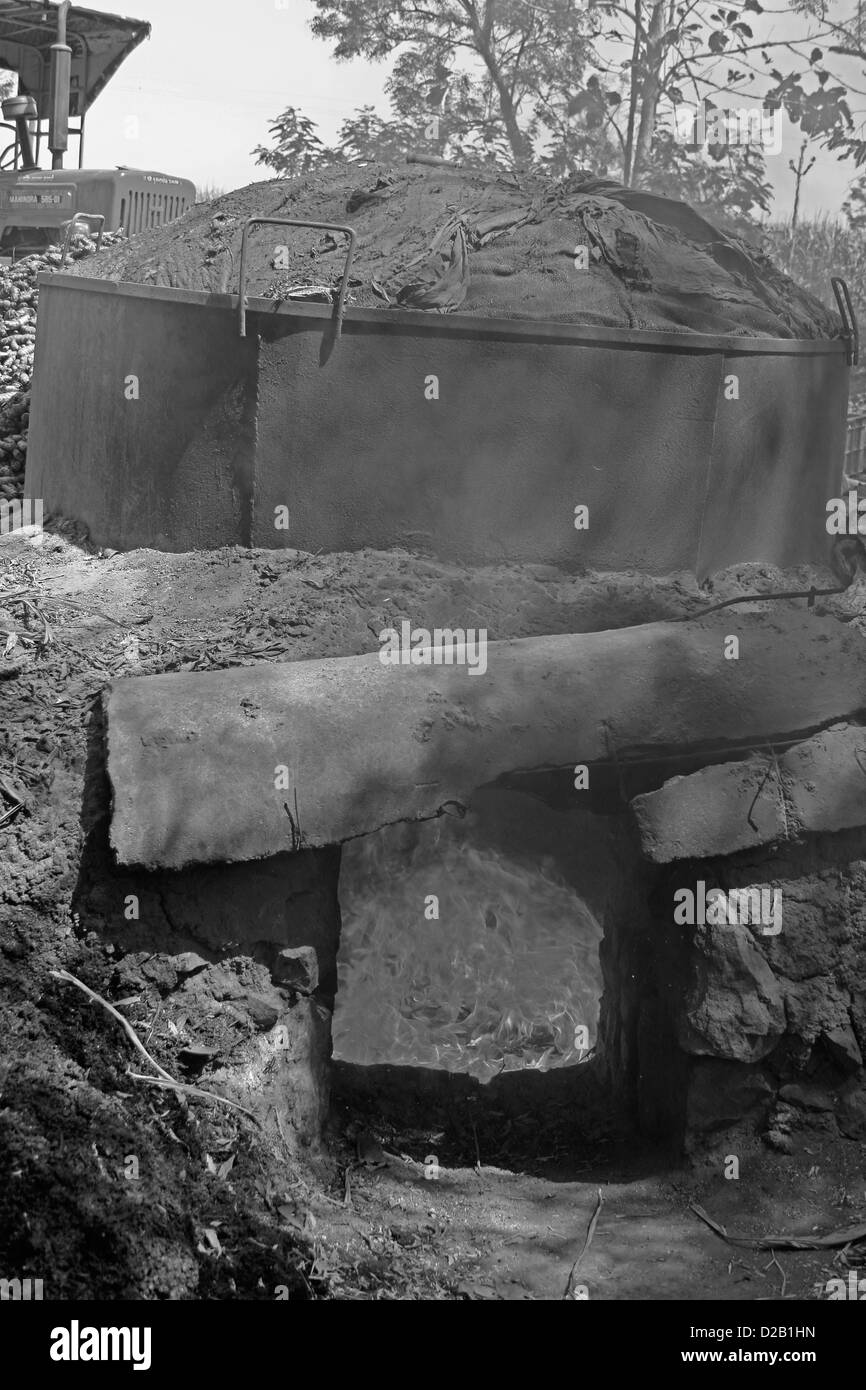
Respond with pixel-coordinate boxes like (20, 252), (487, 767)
(334, 811), (603, 1081)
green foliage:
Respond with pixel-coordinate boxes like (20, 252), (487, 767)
(763, 63), (856, 161)
(334, 105), (410, 163)
(842, 174), (866, 230)
(762, 215), (866, 310)
(252, 106), (327, 178)
(643, 130), (773, 234)
(252, 0), (866, 228)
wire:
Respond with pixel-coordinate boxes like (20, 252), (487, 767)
(671, 582), (847, 621)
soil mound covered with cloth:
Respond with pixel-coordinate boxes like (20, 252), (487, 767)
(71, 162), (840, 339)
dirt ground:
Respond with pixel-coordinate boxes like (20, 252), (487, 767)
(1, 521), (864, 1300)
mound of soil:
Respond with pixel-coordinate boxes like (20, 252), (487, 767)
(71, 163), (840, 339)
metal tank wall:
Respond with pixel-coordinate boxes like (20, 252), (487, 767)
(26, 276), (258, 554)
(25, 275), (848, 575)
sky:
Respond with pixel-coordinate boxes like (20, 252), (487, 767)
(62, 0), (866, 220)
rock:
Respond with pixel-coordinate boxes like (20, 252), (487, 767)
(676, 921), (785, 1063)
(244, 994), (280, 1031)
(187, 964), (245, 1001)
(762, 1128), (794, 1153)
(767, 1103), (797, 1132)
(178, 1045), (219, 1069)
(140, 956), (178, 992)
(355, 1131), (388, 1167)
(821, 1022), (863, 1075)
(778, 1083), (835, 1113)
(170, 951), (209, 979)
(273, 946), (318, 995)
(837, 1084), (866, 1140)
(112, 952), (153, 992)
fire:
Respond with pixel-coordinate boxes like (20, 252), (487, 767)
(334, 811), (603, 1081)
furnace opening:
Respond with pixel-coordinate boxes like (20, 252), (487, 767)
(333, 785), (613, 1080)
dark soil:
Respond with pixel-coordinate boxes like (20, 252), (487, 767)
(68, 163), (840, 338)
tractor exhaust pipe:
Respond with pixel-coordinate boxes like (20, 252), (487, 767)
(2, 96), (38, 170)
(48, 0), (72, 170)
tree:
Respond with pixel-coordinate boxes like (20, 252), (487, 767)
(783, 4), (866, 165)
(304, 0), (838, 186)
(309, 0), (597, 168)
(253, 0), (864, 225)
(843, 172), (866, 228)
(642, 128), (772, 232)
(335, 105), (414, 162)
(788, 138), (816, 229)
(252, 106), (327, 177)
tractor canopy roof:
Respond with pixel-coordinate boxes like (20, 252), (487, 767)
(0, 0), (149, 118)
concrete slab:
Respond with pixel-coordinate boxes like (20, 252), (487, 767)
(783, 725), (866, 836)
(633, 722), (866, 862)
(105, 609), (866, 870)
(632, 757), (787, 863)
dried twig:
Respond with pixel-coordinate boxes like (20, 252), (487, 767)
(0, 590), (51, 645)
(768, 1251), (788, 1297)
(127, 1073), (258, 1123)
(50, 968), (259, 1124)
(284, 792), (304, 851)
(564, 1188), (604, 1298)
(43, 595), (153, 629)
(746, 750), (779, 833)
(51, 968), (176, 1082)
(0, 772), (26, 828)
(471, 1118), (482, 1174)
(691, 1202), (866, 1250)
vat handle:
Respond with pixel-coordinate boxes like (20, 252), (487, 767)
(59, 212), (105, 266)
(238, 217), (356, 340)
(832, 277), (859, 366)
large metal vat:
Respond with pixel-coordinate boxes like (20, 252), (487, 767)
(25, 272), (849, 576)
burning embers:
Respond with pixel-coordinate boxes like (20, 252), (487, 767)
(333, 791), (602, 1080)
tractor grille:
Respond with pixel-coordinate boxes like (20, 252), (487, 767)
(122, 188), (192, 234)
(845, 412), (866, 478)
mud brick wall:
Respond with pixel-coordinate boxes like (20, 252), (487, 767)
(631, 729), (866, 1153)
(74, 837), (343, 1157)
